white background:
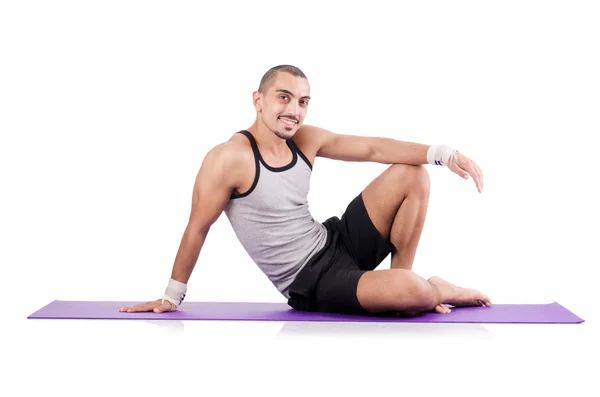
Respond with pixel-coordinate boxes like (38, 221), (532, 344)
(1, 1), (598, 396)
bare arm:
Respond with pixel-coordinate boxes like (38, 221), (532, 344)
(120, 142), (242, 313)
(295, 124), (483, 192)
(298, 125), (430, 165)
(170, 143), (241, 283)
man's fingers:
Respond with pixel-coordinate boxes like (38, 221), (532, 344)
(474, 165), (483, 193)
(475, 163), (484, 192)
(118, 300), (176, 313)
(453, 153), (484, 193)
(457, 163), (471, 181)
(122, 303), (152, 312)
(119, 304), (142, 312)
(120, 299), (164, 313)
(449, 156), (468, 179)
(458, 163), (470, 180)
(464, 162), (483, 193)
(467, 164), (481, 192)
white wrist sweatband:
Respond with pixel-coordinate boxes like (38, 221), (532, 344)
(427, 145), (458, 166)
(162, 278), (187, 307)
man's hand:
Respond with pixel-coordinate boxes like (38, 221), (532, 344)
(448, 152), (484, 193)
(119, 299), (176, 313)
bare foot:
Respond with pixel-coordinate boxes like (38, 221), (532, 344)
(428, 276), (492, 308)
(399, 305), (450, 316)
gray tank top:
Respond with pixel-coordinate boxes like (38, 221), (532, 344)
(224, 130), (328, 298)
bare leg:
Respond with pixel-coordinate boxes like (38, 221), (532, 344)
(356, 269), (491, 315)
(358, 163), (490, 315)
(360, 164), (430, 271)
(388, 188), (429, 270)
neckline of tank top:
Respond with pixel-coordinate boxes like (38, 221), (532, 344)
(238, 130), (298, 173)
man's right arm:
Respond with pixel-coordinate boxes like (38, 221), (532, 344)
(120, 142), (242, 313)
(169, 142), (240, 284)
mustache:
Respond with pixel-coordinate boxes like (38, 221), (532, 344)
(278, 115), (299, 123)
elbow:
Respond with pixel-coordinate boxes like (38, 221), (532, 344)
(369, 146), (377, 162)
(367, 143), (379, 163)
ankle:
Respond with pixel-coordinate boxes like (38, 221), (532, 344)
(427, 281), (443, 306)
(427, 276), (454, 304)
(390, 252), (413, 270)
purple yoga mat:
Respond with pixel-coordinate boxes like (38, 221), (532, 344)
(27, 300), (584, 324)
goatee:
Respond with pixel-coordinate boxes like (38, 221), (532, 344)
(273, 130), (289, 139)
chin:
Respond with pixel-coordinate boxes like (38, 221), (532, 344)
(274, 130), (294, 140)
(273, 123), (298, 139)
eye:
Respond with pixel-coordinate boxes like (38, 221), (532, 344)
(300, 100), (309, 106)
(279, 95), (289, 101)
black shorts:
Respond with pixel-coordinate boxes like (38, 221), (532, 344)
(287, 193), (394, 315)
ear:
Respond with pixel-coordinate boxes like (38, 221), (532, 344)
(252, 91), (262, 112)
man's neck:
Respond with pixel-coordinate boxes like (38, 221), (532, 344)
(246, 121), (290, 156)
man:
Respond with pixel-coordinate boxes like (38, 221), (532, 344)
(120, 65), (491, 316)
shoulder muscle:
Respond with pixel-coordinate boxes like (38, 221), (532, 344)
(188, 141), (249, 232)
(293, 124), (333, 159)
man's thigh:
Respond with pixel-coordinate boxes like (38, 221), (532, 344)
(314, 248), (370, 315)
(337, 193), (394, 271)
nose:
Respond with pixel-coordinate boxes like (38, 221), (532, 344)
(285, 102), (299, 119)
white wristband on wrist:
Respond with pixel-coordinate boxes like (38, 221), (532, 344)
(162, 278), (187, 307)
(427, 145), (458, 166)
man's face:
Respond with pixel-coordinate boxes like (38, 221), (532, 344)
(256, 72), (311, 140)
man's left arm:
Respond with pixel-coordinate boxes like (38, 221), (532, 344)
(302, 125), (484, 193)
(317, 128), (429, 165)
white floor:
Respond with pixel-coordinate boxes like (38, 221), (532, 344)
(6, 302), (598, 397)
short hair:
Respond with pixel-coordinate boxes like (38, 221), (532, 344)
(258, 65), (307, 93)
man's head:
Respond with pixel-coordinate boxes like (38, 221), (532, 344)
(253, 65), (310, 140)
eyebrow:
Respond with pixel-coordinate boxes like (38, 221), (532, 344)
(276, 89), (311, 100)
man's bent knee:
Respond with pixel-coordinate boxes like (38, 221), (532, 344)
(388, 164), (430, 191)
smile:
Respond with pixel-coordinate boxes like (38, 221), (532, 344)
(279, 118), (297, 126)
